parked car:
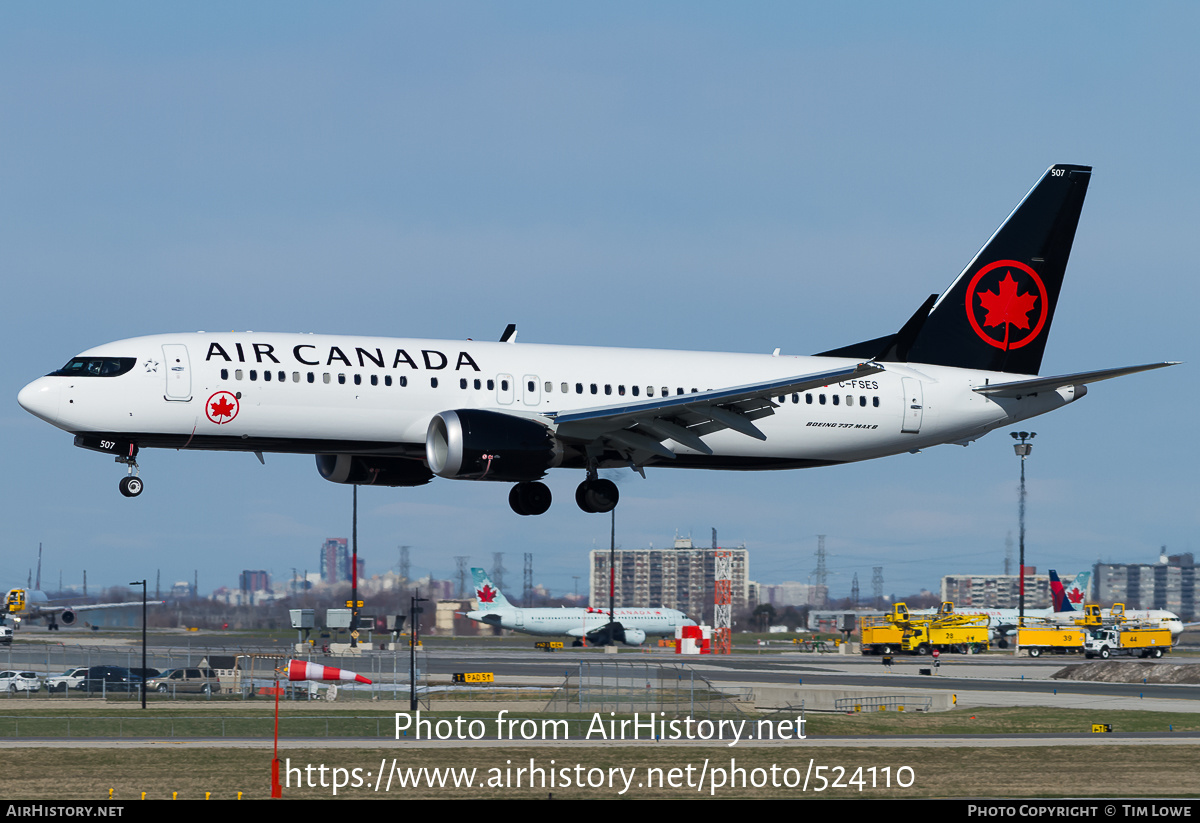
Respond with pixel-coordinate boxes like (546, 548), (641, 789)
(46, 666), (89, 692)
(80, 666), (141, 693)
(145, 668), (219, 696)
(0, 670), (42, 693)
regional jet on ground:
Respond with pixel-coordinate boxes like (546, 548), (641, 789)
(462, 568), (693, 646)
(18, 165), (1177, 514)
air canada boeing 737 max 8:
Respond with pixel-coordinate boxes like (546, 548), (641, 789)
(18, 165), (1176, 515)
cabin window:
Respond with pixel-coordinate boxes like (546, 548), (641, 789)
(632, 385), (640, 396)
(385, 375), (393, 387)
(337, 374), (346, 385)
(500, 379), (508, 391)
(235, 369), (243, 380)
(486, 379), (493, 390)
(460, 378), (468, 389)
(400, 376), (408, 387)
(292, 372), (300, 383)
(560, 382), (568, 394)
(278, 371), (285, 382)
(323, 373), (331, 384)
(618, 385), (625, 396)
(263, 370), (271, 382)
(220, 369), (229, 380)
(474, 379), (482, 390)
(431, 377), (439, 388)
(528, 380), (536, 393)
(590, 383), (598, 395)
(249, 370), (258, 381)
(307, 372), (315, 383)
(845, 395), (852, 406)
(819, 394), (826, 404)
(832, 395), (839, 405)
(647, 386), (655, 397)
(576, 383), (583, 394)
(873, 396), (880, 407)
(370, 375), (378, 386)
(859, 395), (866, 407)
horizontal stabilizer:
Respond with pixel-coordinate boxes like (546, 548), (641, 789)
(973, 362), (1179, 398)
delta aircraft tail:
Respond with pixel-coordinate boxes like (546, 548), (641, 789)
(1050, 570), (1091, 613)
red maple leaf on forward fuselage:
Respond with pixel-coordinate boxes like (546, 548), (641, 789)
(977, 272), (1039, 331)
(210, 396), (235, 419)
(476, 585), (497, 603)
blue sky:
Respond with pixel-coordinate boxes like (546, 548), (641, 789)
(2, 3), (1195, 600)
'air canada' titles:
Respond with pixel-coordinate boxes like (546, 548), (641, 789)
(204, 342), (481, 372)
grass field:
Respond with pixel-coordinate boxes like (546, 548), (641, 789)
(3, 744), (1198, 800)
(1, 706), (1198, 799)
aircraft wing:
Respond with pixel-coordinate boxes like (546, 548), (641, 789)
(973, 362), (1179, 398)
(548, 362), (884, 462)
(564, 627), (588, 638)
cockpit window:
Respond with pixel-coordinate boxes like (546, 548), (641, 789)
(49, 357), (136, 377)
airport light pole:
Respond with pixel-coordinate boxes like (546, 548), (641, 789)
(1010, 431), (1036, 623)
(130, 579), (147, 710)
(409, 592), (428, 711)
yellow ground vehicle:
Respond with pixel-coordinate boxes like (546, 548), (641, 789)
(860, 616), (904, 655)
(1016, 625), (1086, 657)
(871, 602), (989, 656)
(1083, 625), (1172, 659)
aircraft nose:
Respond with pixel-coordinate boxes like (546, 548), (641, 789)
(17, 378), (60, 425)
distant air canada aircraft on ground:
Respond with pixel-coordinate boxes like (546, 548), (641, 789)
(18, 165), (1176, 514)
(461, 568), (693, 646)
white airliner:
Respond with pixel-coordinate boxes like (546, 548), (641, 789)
(462, 568), (693, 646)
(3, 587), (162, 631)
(18, 164), (1176, 515)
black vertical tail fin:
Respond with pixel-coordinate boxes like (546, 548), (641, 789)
(903, 164), (1092, 374)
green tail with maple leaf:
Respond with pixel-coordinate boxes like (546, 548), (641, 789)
(822, 164), (1092, 375)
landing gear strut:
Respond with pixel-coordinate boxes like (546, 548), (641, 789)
(509, 481), (552, 516)
(117, 446), (143, 497)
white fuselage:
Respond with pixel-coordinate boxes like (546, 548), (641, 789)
(17, 331), (1080, 469)
(465, 605), (691, 639)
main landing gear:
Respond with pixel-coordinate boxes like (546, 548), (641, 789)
(506, 476), (620, 516)
(116, 446), (143, 498)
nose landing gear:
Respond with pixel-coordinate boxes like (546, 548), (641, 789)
(116, 445), (143, 497)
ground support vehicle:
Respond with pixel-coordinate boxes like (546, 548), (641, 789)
(1084, 626), (1172, 659)
(1017, 626), (1086, 657)
(860, 616), (904, 655)
(875, 602), (990, 656)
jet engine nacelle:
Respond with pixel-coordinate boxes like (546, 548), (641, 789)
(426, 409), (563, 482)
(621, 627), (646, 646)
(316, 455), (434, 487)
(60, 609), (76, 626)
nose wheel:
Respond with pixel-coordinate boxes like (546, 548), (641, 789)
(116, 446), (143, 497)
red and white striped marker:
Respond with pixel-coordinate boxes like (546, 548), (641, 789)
(286, 659), (372, 684)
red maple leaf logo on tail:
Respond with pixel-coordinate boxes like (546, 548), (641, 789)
(977, 272), (1039, 332)
(1068, 589), (1085, 604)
(476, 584), (497, 603)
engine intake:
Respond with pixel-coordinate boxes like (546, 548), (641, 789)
(316, 455), (434, 487)
(426, 410), (562, 482)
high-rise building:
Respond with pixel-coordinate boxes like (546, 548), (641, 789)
(588, 536), (752, 621)
(240, 570), (270, 593)
(940, 569), (1050, 609)
(320, 538), (349, 584)
(1094, 554), (1194, 619)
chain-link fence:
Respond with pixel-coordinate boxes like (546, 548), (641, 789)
(544, 660), (750, 718)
